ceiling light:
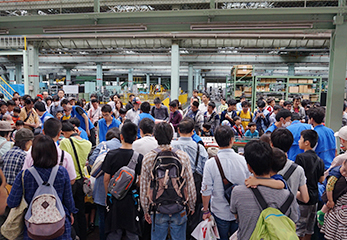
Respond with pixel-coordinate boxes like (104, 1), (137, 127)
(0, 29), (9, 34)
(190, 23), (313, 30)
(43, 25), (147, 33)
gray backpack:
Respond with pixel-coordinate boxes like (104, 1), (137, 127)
(108, 151), (139, 200)
(24, 166), (66, 240)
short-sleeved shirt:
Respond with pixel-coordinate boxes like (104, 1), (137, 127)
(271, 174), (288, 189)
(265, 123), (277, 133)
(71, 106), (94, 131)
(295, 150), (325, 205)
(287, 120), (313, 161)
(278, 159), (307, 196)
(2, 146), (26, 185)
(314, 124), (336, 169)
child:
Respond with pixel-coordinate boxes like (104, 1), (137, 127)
(294, 129), (324, 237)
(232, 116), (244, 137)
(317, 159), (347, 225)
(56, 110), (64, 120)
(218, 98), (228, 114)
(244, 122), (259, 138)
(201, 123), (212, 137)
(118, 108), (127, 123)
(62, 109), (71, 121)
(12, 120), (24, 141)
(245, 147), (288, 189)
(11, 106), (21, 124)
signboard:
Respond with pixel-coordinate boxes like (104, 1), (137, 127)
(63, 85), (79, 94)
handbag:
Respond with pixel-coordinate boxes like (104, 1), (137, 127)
(1, 170), (28, 240)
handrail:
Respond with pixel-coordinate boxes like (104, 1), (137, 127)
(0, 84), (13, 100)
(0, 76), (16, 93)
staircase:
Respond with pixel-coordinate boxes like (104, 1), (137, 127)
(0, 76), (15, 100)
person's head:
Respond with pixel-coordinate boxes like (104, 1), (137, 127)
(13, 92), (20, 98)
(299, 129), (318, 150)
(57, 89), (65, 99)
(244, 140), (273, 176)
(129, 94), (135, 101)
(68, 97), (76, 106)
(279, 99), (285, 107)
(0, 121), (13, 139)
(45, 96), (53, 107)
(259, 132), (271, 144)
(101, 104), (113, 121)
(113, 94), (119, 102)
(214, 126), (234, 148)
(43, 118), (62, 140)
(293, 96), (301, 107)
(201, 93), (210, 104)
(34, 101), (46, 116)
(115, 100), (123, 111)
(52, 95), (60, 106)
(42, 91), (49, 100)
(334, 126), (347, 147)
(301, 99), (311, 111)
(6, 100), (15, 112)
(283, 100), (292, 110)
(271, 128), (293, 153)
(140, 102), (151, 114)
(24, 98), (34, 110)
(34, 96), (42, 104)
(12, 97), (20, 107)
(227, 99), (237, 111)
(241, 101), (249, 112)
(91, 99), (99, 109)
(169, 100), (178, 113)
(257, 99), (266, 111)
(69, 117), (81, 128)
(240, 96), (246, 102)
(61, 120), (76, 138)
(207, 101), (216, 114)
(119, 108), (127, 118)
(271, 147), (287, 173)
(60, 98), (71, 111)
(153, 122), (173, 145)
(273, 105), (281, 115)
(193, 90), (199, 97)
(307, 107), (325, 125)
(178, 118), (194, 135)
(106, 127), (121, 141)
(233, 116), (241, 126)
(267, 98), (275, 107)
(291, 112), (301, 121)
(15, 120), (24, 130)
(191, 101), (199, 112)
(56, 111), (63, 119)
(248, 122), (256, 133)
(154, 97), (162, 109)
(132, 97), (141, 110)
(14, 128), (34, 151)
(120, 122), (138, 144)
(221, 98), (226, 105)
(32, 135), (58, 168)
(139, 118), (155, 136)
(0, 101), (7, 114)
(275, 109), (292, 127)
(202, 123), (211, 133)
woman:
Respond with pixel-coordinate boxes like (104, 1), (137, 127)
(7, 135), (77, 239)
(19, 98), (39, 131)
(114, 100), (123, 119)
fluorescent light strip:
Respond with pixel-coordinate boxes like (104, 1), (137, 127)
(190, 23), (313, 30)
(43, 25), (147, 33)
(0, 30), (9, 34)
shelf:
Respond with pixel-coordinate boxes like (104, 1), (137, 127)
(287, 83), (318, 85)
(256, 91), (286, 93)
(256, 82), (286, 85)
(288, 92), (318, 94)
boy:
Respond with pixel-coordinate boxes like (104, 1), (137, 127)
(11, 106), (21, 124)
(237, 100), (253, 130)
(220, 99), (237, 126)
(244, 122), (259, 138)
(98, 104), (121, 143)
(11, 120), (24, 141)
(295, 129), (325, 239)
(201, 123), (212, 136)
(232, 116), (244, 137)
(69, 117), (89, 141)
(56, 110), (63, 120)
(218, 98), (228, 114)
(102, 122), (143, 239)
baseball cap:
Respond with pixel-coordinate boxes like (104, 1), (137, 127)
(334, 126), (347, 140)
(0, 121), (13, 132)
(15, 128), (34, 142)
(132, 97), (141, 105)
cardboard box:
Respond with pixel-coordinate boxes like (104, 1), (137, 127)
(235, 65), (253, 77)
(298, 79), (308, 83)
(289, 86), (299, 93)
(310, 96), (319, 102)
(234, 90), (242, 97)
(243, 87), (252, 92)
(307, 79), (313, 84)
(303, 95), (310, 100)
(299, 85), (308, 93)
(289, 79), (297, 83)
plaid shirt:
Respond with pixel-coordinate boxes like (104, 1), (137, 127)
(140, 144), (196, 213)
(2, 146), (26, 185)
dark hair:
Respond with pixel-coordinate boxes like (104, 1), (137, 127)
(214, 126), (234, 147)
(273, 105), (282, 111)
(244, 140), (273, 176)
(0, 131), (9, 137)
(32, 135), (58, 168)
(259, 132), (271, 144)
(7, 100), (15, 106)
(208, 101), (216, 109)
(129, 94), (135, 98)
(257, 100), (266, 108)
(283, 101), (292, 107)
(24, 98), (33, 105)
(266, 98), (275, 104)
(275, 109), (292, 122)
(101, 104), (112, 113)
(90, 94), (97, 99)
(202, 93), (210, 99)
(16, 120), (24, 126)
(106, 127), (120, 141)
(291, 113), (301, 121)
(58, 89), (65, 94)
(14, 139), (31, 151)
(203, 123), (211, 130)
(178, 119), (194, 134)
(169, 101), (177, 108)
(271, 147), (287, 172)
(192, 101), (199, 108)
(227, 99), (237, 106)
(69, 117), (81, 128)
(60, 99), (69, 106)
(53, 95), (60, 101)
(307, 107), (325, 124)
(140, 102), (151, 113)
(293, 95), (301, 101)
(61, 120), (75, 132)
(301, 129), (318, 148)
(193, 90), (199, 93)
(13, 106), (21, 113)
(139, 118), (155, 135)
(233, 116), (241, 122)
(121, 122), (138, 144)
(115, 100), (123, 111)
(119, 108), (127, 114)
(248, 122), (256, 127)
(271, 128), (294, 153)
(43, 118), (62, 138)
(76, 100), (83, 107)
(154, 97), (161, 105)
(13, 92), (19, 96)
(241, 101), (249, 108)
(153, 122), (173, 145)
(301, 99), (311, 108)
(91, 99), (98, 104)
(240, 95), (246, 100)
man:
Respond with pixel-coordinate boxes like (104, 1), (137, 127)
(190, 90), (200, 104)
(307, 107), (336, 169)
(201, 126), (250, 240)
(0, 122), (13, 163)
(266, 109), (292, 133)
(85, 93), (97, 111)
(269, 105), (281, 126)
(253, 99), (270, 135)
(284, 100), (292, 111)
(185, 100), (204, 133)
(57, 89), (65, 104)
(169, 100), (182, 133)
(22, 118), (76, 184)
(50, 95), (64, 118)
(69, 117), (89, 141)
(199, 93), (210, 113)
(237, 100), (253, 131)
(220, 99), (237, 126)
(98, 104), (121, 143)
(133, 118), (158, 156)
(125, 94), (135, 111)
(42, 91), (49, 100)
(236, 95), (246, 111)
(6, 100), (15, 115)
(61, 98), (96, 146)
(19, 97), (39, 131)
(140, 122), (196, 240)
(60, 120), (92, 240)
(151, 97), (169, 120)
(135, 101), (155, 138)
(126, 97), (141, 123)
(203, 101), (220, 134)
(34, 101), (53, 132)
(172, 118), (209, 237)
(230, 140), (299, 240)
(286, 113), (312, 161)
(291, 96), (306, 120)
(87, 98), (101, 125)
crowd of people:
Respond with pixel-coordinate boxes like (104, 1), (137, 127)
(0, 89), (345, 240)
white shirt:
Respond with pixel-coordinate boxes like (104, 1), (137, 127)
(126, 108), (140, 124)
(199, 102), (208, 114)
(132, 136), (158, 156)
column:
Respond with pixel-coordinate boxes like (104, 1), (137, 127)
(171, 42), (180, 100)
(201, 76), (205, 92)
(94, 0), (100, 13)
(15, 63), (22, 84)
(96, 63), (103, 92)
(325, 17), (347, 133)
(288, 63), (295, 76)
(23, 50), (29, 95)
(146, 73), (150, 92)
(188, 64), (193, 98)
(128, 68), (133, 92)
(116, 77), (120, 86)
(66, 68), (71, 85)
(194, 69), (201, 90)
(27, 45), (39, 96)
(9, 69), (15, 84)
(158, 77), (161, 86)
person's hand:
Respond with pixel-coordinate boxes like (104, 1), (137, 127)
(225, 114), (231, 120)
(245, 176), (258, 188)
(202, 211), (211, 220)
(70, 213), (74, 225)
(327, 200), (335, 209)
(190, 210), (195, 216)
(145, 213), (152, 224)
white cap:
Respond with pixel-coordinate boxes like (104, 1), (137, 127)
(334, 126), (347, 140)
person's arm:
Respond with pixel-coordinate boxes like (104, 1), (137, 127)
(319, 175), (325, 184)
(82, 113), (90, 137)
(297, 184), (309, 203)
(61, 169), (77, 215)
(245, 176), (285, 189)
(104, 173), (111, 194)
(202, 195), (211, 219)
(326, 176), (338, 208)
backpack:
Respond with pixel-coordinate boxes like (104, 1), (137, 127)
(148, 148), (188, 215)
(249, 188), (298, 240)
(24, 166), (66, 240)
(108, 151), (139, 200)
(90, 142), (109, 178)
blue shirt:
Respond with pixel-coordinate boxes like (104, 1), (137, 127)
(98, 117), (121, 143)
(39, 111), (53, 132)
(314, 124), (336, 169)
(266, 123), (277, 133)
(286, 120), (312, 161)
(78, 127), (89, 141)
(192, 131), (203, 144)
(244, 129), (259, 138)
(271, 174), (288, 189)
(136, 113), (155, 138)
(328, 165), (341, 179)
(71, 106), (94, 131)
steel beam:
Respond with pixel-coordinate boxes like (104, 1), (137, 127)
(23, 50), (29, 95)
(27, 45), (40, 96)
(146, 74), (150, 92)
(128, 68), (133, 92)
(188, 64), (193, 99)
(194, 69), (201, 90)
(15, 63), (22, 84)
(96, 63), (103, 92)
(66, 68), (71, 85)
(171, 43), (180, 101)
(9, 69), (15, 84)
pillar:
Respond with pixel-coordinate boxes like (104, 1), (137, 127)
(194, 69), (201, 90)
(158, 77), (161, 86)
(201, 77), (205, 92)
(27, 45), (39, 96)
(96, 63), (103, 92)
(326, 17), (347, 133)
(116, 77), (120, 86)
(146, 73), (150, 92)
(128, 68), (133, 92)
(23, 50), (29, 95)
(94, 0), (100, 13)
(66, 68), (71, 85)
(188, 64), (193, 98)
(171, 43), (180, 100)
(15, 63), (22, 84)
(9, 69), (15, 84)
(288, 63), (295, 76)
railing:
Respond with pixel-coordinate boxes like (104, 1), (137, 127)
(0, 76), (15, 100)
(0, 36), (25, 49)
